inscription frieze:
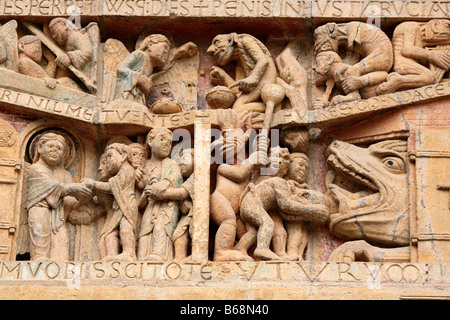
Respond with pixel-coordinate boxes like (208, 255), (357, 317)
(1, 1), (449, 19)
(0, 261), (448, 285)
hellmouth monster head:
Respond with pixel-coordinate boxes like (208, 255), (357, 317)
(326, 140), (410, 247)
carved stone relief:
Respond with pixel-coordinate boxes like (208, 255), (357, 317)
(0, 10), (446, 294)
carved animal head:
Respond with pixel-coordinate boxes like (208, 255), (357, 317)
(326, 140), (409, 247)
(314, 23), (341, 54)
(207, 33), (239, 66)
(422, 19), (450, 42)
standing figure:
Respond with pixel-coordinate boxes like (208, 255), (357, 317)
(137, 127), (183, 261)
(27, 133), (92, 261)
(114, 35), (171, 105)
(146, 148), (195, 261)
(83, 143), (138, 261)
(207, 33), (277, 113)
(210, 110), (267, 262)
(283, 152), (310, 261)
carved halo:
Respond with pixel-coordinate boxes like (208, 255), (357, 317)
(28, 130), (76, 168)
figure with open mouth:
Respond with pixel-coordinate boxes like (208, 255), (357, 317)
(326, 140), (411, 262)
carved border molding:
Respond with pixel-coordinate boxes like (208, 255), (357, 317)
(0, 1), (449, 20)
(1, 81), (449, 131)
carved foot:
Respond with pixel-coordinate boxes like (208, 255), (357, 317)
(376, 73), (404, 95)
(214, 249), (254, 262)
(254, 248), (282, 261)
(275, 252), (298, 261)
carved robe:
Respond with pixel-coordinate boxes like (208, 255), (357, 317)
(65, 31), (93, 71)
(99, 162), (138, 251)
(172, 175), (194, 241)
(114, 50), (152, 105)
(27, 162), (77, 261)
(137, 158), (182, 261)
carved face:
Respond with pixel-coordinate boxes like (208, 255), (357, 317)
(148, 42), (170, 68)
(313, 54), (334, 78)
(207, 34), (236, 66)
(20, 39), (42, 63)
(285, 154), (308, 183)
(268, 149), (290, 178)
(105, 148), (125, 176)
(38, 139), (66, 167)
(326, 140), (409, 246)
(98, 154), (109, 182)
(49, 22), (70, 47)
(130, 147), (146, 169)
(421, 19), (450, 43)
(149, 132), (172, 159)
(179, 150), (194, 178)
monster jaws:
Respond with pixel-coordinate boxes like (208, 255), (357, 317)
(326, 140), (411, 262)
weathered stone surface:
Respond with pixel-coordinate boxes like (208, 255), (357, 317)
(0, 0), (448, 301)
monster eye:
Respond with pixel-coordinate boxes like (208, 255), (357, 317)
(382, 157), (405, 174)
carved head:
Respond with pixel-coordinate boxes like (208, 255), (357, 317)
(105, 143), (132, 176)
(313, 51), (342, 84)
(139, 34), (170, 68)
(314, 23), (340, 54)
(179, 148), (194, 178)
(267, 146), (290, 177)
(129, 143), (146, 169)
(216, 109), (252, 161)
(327, 140), (409, 246)
(207, 33), (239, 66)
(35, 133), (68, 168)
(285, 152), (309, 184)
(422, 19), (450, 42)
(98, 153), (110, 182)
(280, 126), (309, 153)
(146, 127), (173, 160)
(18, 36), (42, 63)
(49, 18), (76, 47)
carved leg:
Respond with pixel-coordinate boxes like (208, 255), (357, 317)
(28, 207), (52, 261)
(286, 221), (308, 261)
(377, 61), (436, 95)
(240, 194), (280, 261)
(114, 218), (137, 261)
(210, 192), (250, 262)
(234, 222), (257, 258)
(270, 212), (296, 261)
(102, 228), (120, 261)
(174, 233), (190, 261)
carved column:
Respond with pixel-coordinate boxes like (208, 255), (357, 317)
(191, 121), (211, 263)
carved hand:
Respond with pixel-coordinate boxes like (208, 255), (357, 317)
(64, 183), (93, 202)
(342, 76), (364, 94)
(429, 51), (450, 70)
(137, 75), (152, 95)
(44, 77), (57, 89)
(42, 47), (56, 63)
(55, 54), (71, 69)
(81, 178), (97, 189)
(172, 42), (198, 60)
(209, 66), (228, 86)
(230, 75), (259, 93)
(313, 98), (329, 109)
